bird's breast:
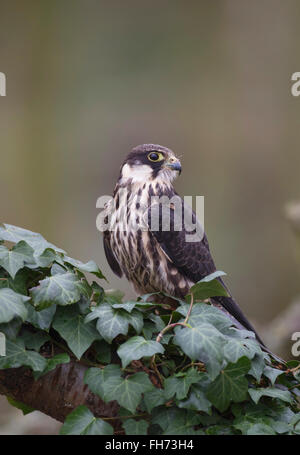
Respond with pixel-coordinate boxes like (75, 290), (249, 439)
(109, 183), (192, 297)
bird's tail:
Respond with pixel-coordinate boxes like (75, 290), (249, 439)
(213, 295), (285, 364)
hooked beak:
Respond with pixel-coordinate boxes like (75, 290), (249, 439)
(164, 158), (182, 175)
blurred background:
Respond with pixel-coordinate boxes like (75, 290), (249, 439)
(0, 0), (300, 434)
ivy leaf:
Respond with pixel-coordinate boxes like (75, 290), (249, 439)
(33, 353), (70, 380)
(112, 301), (156, 313)
(127, 310), (144, 334)
(84, 364), (120, 400)
(25, 302), (56, 331)
(0, 338), (47, 371)
(111, 301), (137, 313)
(64, 256), (106, 280)
(0, 270), (28, 296)
(53, 306), (100, 359)
(246, 423), (276, 435)
(206, 357), (251, 412)
(152, 407), (201, 435)
(178, 384), (212, 414)
(60, 405), (113, 435)
(144, 388), (166, 413)
(177, 303), (232, 333)
(0, 241), (35, 278)
(123, 419), (149, 435)
(0, 224), (65, 255)
(20, 329), (50, 351)
(0, 288), (29, 323)
(93, 340), (111, 364)
(248, 353), (265, 382)
(164, 368), (201, 400)
(6, 397), (34, 415)
(103, 372), (154, 414)
(30, 272), (89, 310)
(174, 323), (225, 380)
(223, 337), (260, 363)
(84, 368), (106, 399)
(249, 387), (293, 405)
(263, 366), (284, 385)
(85, 303), (130, 343)
(0, 317), (22, 340)
(32, 248), (58, 268)
(117, 336), (164, 368)
(189, 272), (228, 300)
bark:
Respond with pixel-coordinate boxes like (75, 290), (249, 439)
(0, 361), (120, 427)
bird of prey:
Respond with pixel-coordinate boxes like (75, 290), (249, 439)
(103, 144), (265, 346)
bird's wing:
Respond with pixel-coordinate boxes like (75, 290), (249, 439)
(145, 195), (265, 345)
(103, 232), (123, 278)
(146, 194), (216, 282)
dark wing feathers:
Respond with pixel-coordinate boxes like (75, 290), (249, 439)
(147, 196), (265, 346)
(103, 233), (123, 278)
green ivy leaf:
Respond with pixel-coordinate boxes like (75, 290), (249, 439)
(248, 387), (293, 405)
(177, 302), (232, 333)
(0, 288), (29, 324)
(123, 419), (149, 435)
(53, 306), (100, 359)
(223, 337), (260, 364)
(85, 303), (131, 343)
(20, 329), (50, 350)
(32, 248), (58, 268)
(178, 384), (212, 414)
(33, 353), (70, 380)
(206, 357), (251, 412)
(0, 241), (35, 278)
(174, 323), (225, 380)
(263, 366), (284, 385)
(152, 407), (201, 435)
(189, 272), (228, 300)
(248, 353), (265, 382)
(25, 301), (56, 331)
(60, 405), (113, 435)
(6, 397), (34, 415)
(103, 371), (154, 414)
(93, 340), (111, 364)
(117, 336), (164, 368)
(0, 224), (65, 255)
(112, 301), (156, 313)
(0, 338), (47, 371)
(246, 423), (276, 435)
(84, 364), (120, 400)
(164, 368), (201, 400)
(64, 256), (106, 280)
(144, 388), (166, 413)
(0, 317), (22, 340)
(30, 272), (89, 310)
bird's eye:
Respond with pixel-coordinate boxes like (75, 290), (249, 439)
(148, 152), (164, 162)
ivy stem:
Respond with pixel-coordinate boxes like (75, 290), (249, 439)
(181, 361), (206, 372)
(288, 382), (300, 391)
(155, 292), (194, 344)
(155, 322), (187, 343)
(184, 292), (194, 325)
(150, 354), (164, 387)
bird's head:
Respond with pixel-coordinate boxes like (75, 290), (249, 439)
(120, 144), (182, 185)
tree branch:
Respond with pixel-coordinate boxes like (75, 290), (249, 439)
(0, 361), (120, 428)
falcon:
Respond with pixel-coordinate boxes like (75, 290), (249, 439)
(103, 144), (265, 346)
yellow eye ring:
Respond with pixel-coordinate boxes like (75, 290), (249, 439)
(147, 152), (164, 162)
